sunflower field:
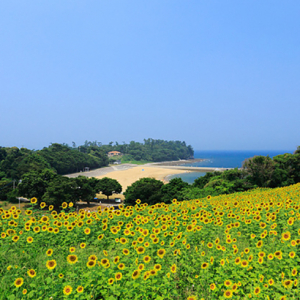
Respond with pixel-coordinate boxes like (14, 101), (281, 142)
(1, 183), (300, 300)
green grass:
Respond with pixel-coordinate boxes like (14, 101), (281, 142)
(120, 159), (151, 165)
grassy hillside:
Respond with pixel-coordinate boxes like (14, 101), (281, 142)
(1, 183), (300, 299)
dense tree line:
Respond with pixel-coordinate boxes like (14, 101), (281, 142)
(0, 138), (192, 179)
(15, 145), (300, 207)
(2, 143), (298, 207)
(0, 139), (192, 202)
(124, 148), (300, 205)
(98, 139), (194, 162)
(17, 169), (121, 208)
(38, 143), (108, 174)
(0, 144), (108, 201)
(64, 139), (193, 162)
(124, 177), (189, 206)
(0, 143), (109, 180)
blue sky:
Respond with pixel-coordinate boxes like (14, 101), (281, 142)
(0, 1), (299, 151)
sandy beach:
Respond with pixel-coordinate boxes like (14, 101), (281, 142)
(66, 163), (193, 200)
(95, 165), (189, 191)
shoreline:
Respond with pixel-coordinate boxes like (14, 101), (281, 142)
(163, 172), (191, 184)
(148, 158), (205, 167)
(65, 158), (206, 189)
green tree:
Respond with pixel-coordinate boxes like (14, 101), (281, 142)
(193, 172), (222, 189)
(0, 177), (13, 201)
(180, 186), (213, 200)
(99, 138), (193, 162)
(16, 153), (52, 176)
(242, 156), (275, 187)
(124, 178), (163, 206)
(220, 168), (252, 192)
(98, 177), (122, 200)
(0, 147), (51, 180)
(203, 178), (235, 194)
(17, 169), (57, 202)
(88, 177), (104, 193)
(38, 143), (108, 175)
(160, 178), (189, 203)
(272, 153), (300, 187)
(0, 147), (7, 162)
(42, 176), (77, 208)
(180, 180), (236, 201)
(182, 169), (252, 201)
(73, 176), (100, 205)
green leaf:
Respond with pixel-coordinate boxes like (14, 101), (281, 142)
(27, 291), (35, 298)
(46, 277), (52, 284)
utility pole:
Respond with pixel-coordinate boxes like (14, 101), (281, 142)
(13, 179), (16, 190)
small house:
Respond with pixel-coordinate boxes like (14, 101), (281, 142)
(108, 151), (122, 157)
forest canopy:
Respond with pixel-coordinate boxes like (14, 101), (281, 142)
(0, 138), (193, 179)
(0, 139), (193, 201)
(80, 139), (194, 162)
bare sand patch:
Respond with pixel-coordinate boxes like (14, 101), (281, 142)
(95, 166), (189, 191)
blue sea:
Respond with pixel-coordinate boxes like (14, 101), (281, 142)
(167, 150), (294, 184)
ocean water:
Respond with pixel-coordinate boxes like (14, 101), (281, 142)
(168, 150), (294, 184)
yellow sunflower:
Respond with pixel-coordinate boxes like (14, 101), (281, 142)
(224, 290), (233, 299)
(143, 256), (151, 263)
(63, 285), (72, 295)
(89, 255), (97, 261)
(12, 235), (19, 242)
(46, 249), (53, 256)
(224, 280), (232, 287)
(30, 197), (37, 204)
(171, 264), (177, 273)
(136, 246), (145, 255)
(123, 248), (130, 255)
(27, 269), (36, 278)
(46, 260), (57, 270)
(67, 255), (78, 264)
(132, 270), (140, 280)
(157, 248), (166, 259)
(115, 272), (122, 281)
(254, 287), (261, 295)
(14, 278), (24, 288)
(201, 262), (209, 269)
(84, 228), (91, 235)
(27, 237), (33, 243)
(282, 232), (291, 241)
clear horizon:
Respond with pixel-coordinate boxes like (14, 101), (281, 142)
(1, 1), (299, 151)
(0, 142), (296, 153)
